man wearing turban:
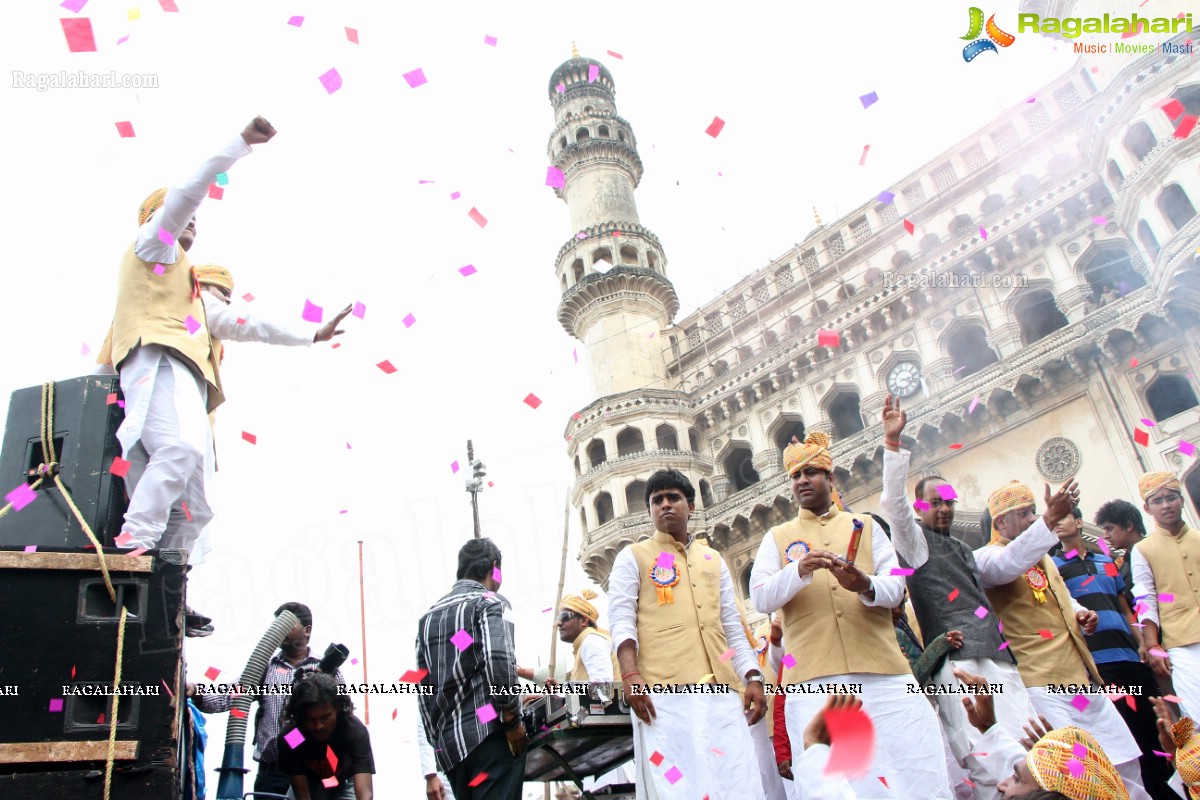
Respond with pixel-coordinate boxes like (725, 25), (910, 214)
(998, 726), (1130, 800)
(979, 479), (1149, 797)
(750, 432), (952, 798)
(1131, 472), (1200, 723)
(556, 588), (618, 683)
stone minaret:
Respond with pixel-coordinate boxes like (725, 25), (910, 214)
(547, 47), (679, 396)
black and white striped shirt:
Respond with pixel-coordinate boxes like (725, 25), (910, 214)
(416, 579), (519, 772)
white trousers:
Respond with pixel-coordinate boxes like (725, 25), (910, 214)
(749, 712), (788, 800)
(1168, 643), (1200, 720)
(118, 357), (213, 560)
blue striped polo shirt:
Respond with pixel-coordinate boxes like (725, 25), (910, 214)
(1051, 548), (1140, 664)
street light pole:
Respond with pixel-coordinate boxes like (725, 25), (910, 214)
(466, 439), (484, 539)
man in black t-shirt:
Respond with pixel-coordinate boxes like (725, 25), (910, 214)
(277, 674), (374, 800)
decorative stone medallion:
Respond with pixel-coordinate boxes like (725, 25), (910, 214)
(1105, 222), (1120, 235)
(1036, 437), (1081, 482)
(1067, 242), (1081, 255)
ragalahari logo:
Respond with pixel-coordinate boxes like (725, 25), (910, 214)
(962, 8), (1016, 62)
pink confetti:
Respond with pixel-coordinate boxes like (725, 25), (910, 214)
(890, 567), (914, 576)
(403, 313), (416, 328)
(241, 431), (257, 444)
(1071, 694), (1090, 711)
(321, 777), (339, 789)
(997, 641), (1010, 651)
(483, 34), (497, 46)
(913, 499), (931, 512)
(948, 588), (960, 602)
(49, 698), (64, 713)
(1153, 750), (1174, 759)
(523, 393), (542, 409)
(1066, 758), (1085, 778)
(781, 653), (796, 670)
(61, 0), (87, 11)
(458, 264), (477, 277)
(284, 728), (305, 749)
(475, 703), (498, 724)
(546, 166), (565, 189)
(451, 461), (460, 474)
(859, 91), (879, 109)
(109, 456), (131, 478)
(588, 64), (599, 82)
(204, 666), (221, 681)
(974, 606), (988, 619)
(302, 299), (324, 323)
(492, 566), (502, 584)
(114, 531), (136, 547)
(126, 548), (148, 556)
(718, 647), (734, 662)
(606, 49), (623, 59)
(158, 227), (175, 246)
(817, 329), (840, 348)
(116, 34), (128, 45)
(23, 545), (36, 553)
(664, 766), (683, 785)
(1096, 538), (1112, 557)
(60, 17), (97, 52)
(968, 396), (980, 414)
(1180, 440), (1196, 457)
(1159, 593), (1175, 603)
(980, 227), (988, 240)
(404, 68), (427, 88)
(1140, 418), (1156, 427)
(575, 231), (587, 239)
(318, 68), (342, 94)
(81, 342), (91, 356)
(207, 184), (224, 200)
(936, 485), (958, 501)
(377, 360), (397, 374)
(451, 629), (474, 651)
(1072, 743), (1088, 759)
(345, 27), (358, 44)
(115, 121), (135, 138)
(705, 116), (725, 138)
(1064, 549), (1078, 560)
(468, 207), (488, 228)
(185, 314), (205, 336)
(1092, 216), (1107, 226)
(287, 16), (304, 27)
(450, 191), (461, 200)
(555, 82), (565, 94)
(655, 552), (675, 570)
(242, 293), (255, 303)
(352, 301), (366, 319)
(5, 484), (37, 511)
(858, 145), (870, 166)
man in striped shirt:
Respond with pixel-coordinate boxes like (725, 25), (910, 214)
(416, 538), (526, 799)
(1052, 507), (1179, 799)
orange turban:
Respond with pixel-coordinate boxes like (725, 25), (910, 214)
(1026, 726), (1128, 800)
(139, 187), (168, 226)
(560, 589), (600, 623)
(987, 480), (1035, 540)
(783, 431), (833, 476)
(193, 265), (234, 293)
(1138, 471), (1181, 501)
(1172, 717), (1200, 790)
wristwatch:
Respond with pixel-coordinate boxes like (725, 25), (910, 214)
(745, 674), (765, 685)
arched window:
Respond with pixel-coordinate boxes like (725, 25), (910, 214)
(739, 562), (754, 600)
(576, 127), (590, 143)
(1138, 220), (1161, 260)
(595, 492), (614, 525)
(1013, 289), (1069, 345)
(892, 251), (913, 269)
(828, 392), (865, 439)
(559, 137), (567, 149)
(625, 480), (647, 515)
(1146, 374), (1199, 422)
(618, 130), (626, 142)
(574, 455), (581, 476)
(773, 420), (806, 451)
(1013, 175), (1039, 198)
(592, 247), (612, 268)
(1157, 184), (1197, 232)
(586, 439), (607, 467)
(616, 427), (645, 456)
(561, 275), (568, 291)
(1107, 159), (1124, 186)
(598, 125), (610, 137)
(619, 245), (638, 265)
(699, 479), (714, 508)
(1186, 466), (1200, 519)
(980, 194), (1005, 216)
(1076, 246), (1145, 300)
(572, 258), (585, 283)
(647, 252), (657, 271)
(919, 233), (940, 252)
(583, 106), (593, 114)
(688, 428), (700, 453)
(1123, 122), (1156, 161)
(948, 324), (999, 378)
(579, 509), (588, 535)
(655, 424), (679, 451)
(724, 447), (760, 492)
(949, 214), (973, 237)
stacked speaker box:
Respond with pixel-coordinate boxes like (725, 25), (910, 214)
(0, 375), (128, 549)
(0, 547), (187, 800)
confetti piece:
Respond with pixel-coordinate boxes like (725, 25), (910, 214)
(451, 629), (474, 651)
(160, 679), (173, 697)
(890, 567), (915, 576)
(468, 773), (489, 788)
(781, 653), (796, 669)
(824, 704), (876, 778)
(493, 566), (502, 584)
(968, 396), (980, 414)
(109, 456), (131, 478)
(859, 91), (879, 109)
(377, 360), (397, 374)
(403, 313), (416, 328)
(1139, 418), (1156, 427)
(114, 531), (136, 547)
(705, 116), (725, 138)
(351, 301), (366, 319)
(204, 666), (220, 681)
(1180, 441), (1196, 457)
(1096, 538), (1111, 558)
(404, 68), (427, 88)
(451, 461), (460, 474)
(321, 777), (338, 789)
(1159, 593), (1175, 603)
(62, 0), (87, 11)
(664, 766), (683, 785)
(1130, 357), (1139, 368)
(399, 668), (429, 683)
(468, 207), (488, 228)
(1064, 550), (1078, 560)
(345, 27), (359, 44)
(1093, 216), (1107, 226)
(948, 589), (959, 601)
(450, 191), (461, 200)
(49, 698), (64, 712)
(606, 49), (623, 59)
(284, 729), (305, 749)
(287, 16), (303, 27)
(1174, 115), (1198, 140)
(655, 552), (675, 570)
(1158, 98), (1185, 118)
(1134, 428), (1149, 447)
(207, 184), (224, 200)
(159, 228), (176, 247)
(649, 751), (664, 766)
(242, 292), (255, 303)
(877, 191), (895, 204)
(115, 121), (135, 138)
(718, 647), (734, 662)
(302, 300), (324, 323)
(1070, 694), (1090, 711)
(1039, 629), (1054, 639)
(997, 641), (1010, 651)
(556, 82), (565, 94)
(391, 708), (398, 720)
(936, 484), (958, 501)
(546, 166), (565, 189)
(913, 499), (931, 512)
(974, 606), (988, 619)
(81, 342), (91, 356)
(948, 443), (964, 450)
(5, 484), (37, 511)
(903, 219), (915, 235)
(1164, 694), (1184, 704)
(459, 264), (477, 277)
(858, 145), (870, 166)
(230, 707), (247, 718)
(817, 329), (840, 347)
(980, 227), (988, 240)
(523, 393), (542, 409)
(588, 64), (599, 82)
(319, 68), (342, 94)
(127, 8), (140, 22)
(241, 431), (257, 444)
(24, 545), (37, 553)
(116, 34), (129, 45)
(1072, 742), (1088, 759)
(484, 34), (497, 46)
(1066, 758), (1084, 778)
(476, 703), (498, 723)
(61, 17), (96, 51)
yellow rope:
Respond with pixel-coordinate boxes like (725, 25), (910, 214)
(103, 606), (129, 800)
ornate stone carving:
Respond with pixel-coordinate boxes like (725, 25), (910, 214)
(1067, 242), (1081, 255)
(1036, 437), (1081, 482)
(1105, 222), (1120, 235)
(738, 425), (748, 437)
(902, 335), (914, 347)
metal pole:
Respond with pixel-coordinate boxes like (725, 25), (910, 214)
(547, 496), (571, 683)
(468, 440), (482, 539)
(357, 540), (369, 724)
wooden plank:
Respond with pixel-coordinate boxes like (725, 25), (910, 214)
(0, 741), (140, 763)
(0, 552), (154, 573)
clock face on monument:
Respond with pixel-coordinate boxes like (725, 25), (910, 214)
(887, 362), (921, 398)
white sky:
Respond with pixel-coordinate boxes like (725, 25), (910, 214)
(0, 0), (1101, 795)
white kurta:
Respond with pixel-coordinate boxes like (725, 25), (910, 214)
(1131, 544), (1200, 720)
(750, 518), (953, 799)
(608, 533), (763, 800)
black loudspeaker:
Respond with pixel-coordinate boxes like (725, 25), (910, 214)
(0, 376), (128, 548)
(0, 547), (187, 800)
